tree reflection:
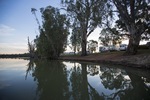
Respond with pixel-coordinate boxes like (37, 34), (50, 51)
(125, 70), (150, 100)
(69, 63), (82, 100)
(87, 64), (99, 76)
(100, 67), (128, 90)
(25, 58), (35, 80)
(99, 65), (150, 100)
(32, 60), (70, 100)
(26, 60), (150, 100)
(70, 62), (104, 100)
(99, 66), (133, 99)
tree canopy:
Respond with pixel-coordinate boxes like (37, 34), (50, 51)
(33, 6), (69, 59)
(61, 0), (108, 56)
(111, 0), (150, 54)
(88, 40), (98, 53)
(99, 28), (122, 46)
(70, 26), (82, 54)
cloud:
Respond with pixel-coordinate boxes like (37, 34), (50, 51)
(0, 24), (15, 35)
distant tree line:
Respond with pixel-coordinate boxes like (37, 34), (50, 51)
(0, 53), (30, 58)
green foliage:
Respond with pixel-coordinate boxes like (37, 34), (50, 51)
(35, 6), (69, 59)
(62, 0), (108, 56)
(99, 28), (122, 46)
(88, 40), (98, 53)
(70, 26), (82, 53)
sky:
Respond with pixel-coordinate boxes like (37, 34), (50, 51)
(0, 0), (101, 54)
(0, 0), (60, 54)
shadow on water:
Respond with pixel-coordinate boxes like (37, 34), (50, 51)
(25, 58), (35, 80)
(99, 64), (150, 100)
(26, 59), (70, 100)
(26, 59), (150, 100)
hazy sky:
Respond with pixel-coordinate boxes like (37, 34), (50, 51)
(0, 0), (102, 54)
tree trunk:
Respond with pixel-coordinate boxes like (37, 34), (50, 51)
(126, 34), (141, 55)
(81, 63), (89, 100)
(81, 33), (87, 56)
(81, 24), (87, 56)
(125, 24), (141, 55)
(74, 45), (76, 55)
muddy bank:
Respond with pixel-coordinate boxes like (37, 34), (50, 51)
(59, 51), (150, 69)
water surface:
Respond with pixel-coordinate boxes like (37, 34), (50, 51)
(0, 58), (150, 100)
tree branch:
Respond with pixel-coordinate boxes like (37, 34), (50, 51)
(112, 89), (126, 99)
(130, 0), (135, 22)
(113, 0), (130, 24)
(87, 28), (95, 37)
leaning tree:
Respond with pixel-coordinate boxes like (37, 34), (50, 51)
(61, 0), (108, 56)
(32, 6), (69, 59)
(112, 0), (150, 55)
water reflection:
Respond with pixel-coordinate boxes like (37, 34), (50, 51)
(69, 63), (104, 100)
(25, 58), (35, 80)
(99, 66), (132, 99)
(25, 60), (150, 100)
(31, 60), (70, 100)
(0, 59), (36, 100)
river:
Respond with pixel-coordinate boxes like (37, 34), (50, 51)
(0, 58), (150, 100)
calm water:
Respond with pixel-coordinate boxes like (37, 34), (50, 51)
(0, 59), (150, 100)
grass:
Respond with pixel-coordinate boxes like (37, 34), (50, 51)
(138, 49), (150, 54)
(62, 50), (125, 57)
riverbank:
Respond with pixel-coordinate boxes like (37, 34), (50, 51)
(59, 50), (150, 69)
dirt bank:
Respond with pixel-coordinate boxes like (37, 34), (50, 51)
(59, 50), (150, 69)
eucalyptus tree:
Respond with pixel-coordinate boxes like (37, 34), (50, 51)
(99, 28), (122, 46)
(88, 40), (98, 53)
(70, 24), (82, 54)
(35, 6), (69, 59)
(61, 0), (108, 56)
(112, 0), (150, 55)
